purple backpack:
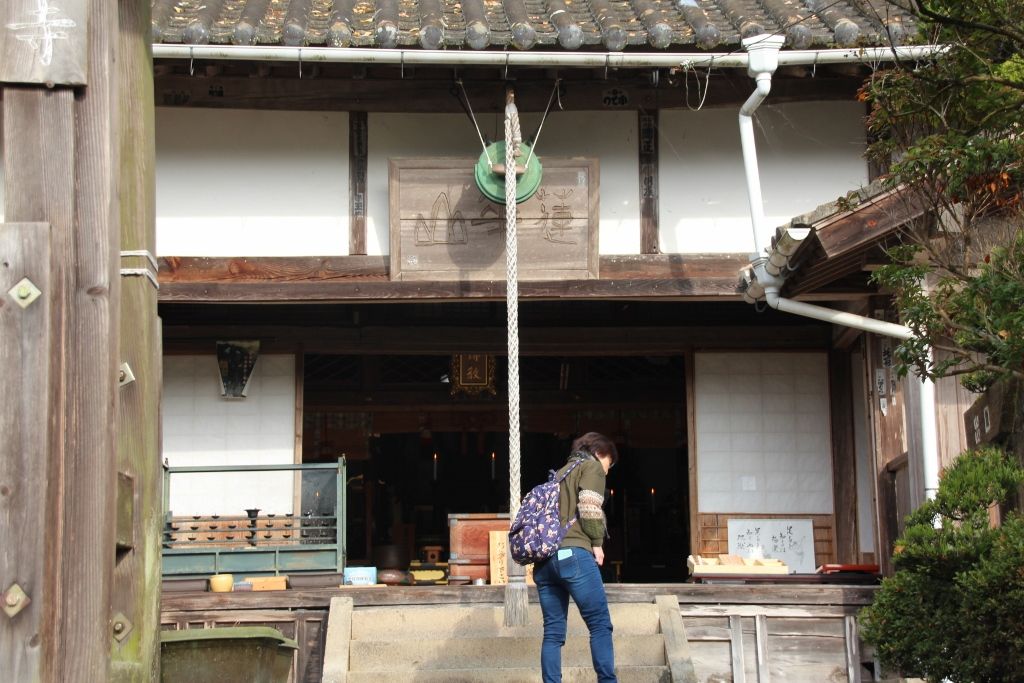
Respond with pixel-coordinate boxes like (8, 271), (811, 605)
(508, 459), (586, 565)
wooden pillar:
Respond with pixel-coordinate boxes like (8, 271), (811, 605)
(0, 222), (57, 681)
(110, 0), (161, 679)
(864, 314), (909, 575)
(684, 347), (699, 556)
(2, 0), (125, 678)
(829, 350), (858, 563)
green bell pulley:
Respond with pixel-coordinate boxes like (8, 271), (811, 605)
(474, 141), (543, 205)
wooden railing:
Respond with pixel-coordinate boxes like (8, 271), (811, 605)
(161, 458), (346, 577)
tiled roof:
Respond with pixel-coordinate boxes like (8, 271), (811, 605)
(152, 0), (919, 52)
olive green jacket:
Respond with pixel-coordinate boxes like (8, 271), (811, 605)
(556, 456), (607, 553)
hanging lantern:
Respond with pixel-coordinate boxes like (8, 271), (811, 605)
(474, 140), (543, 205)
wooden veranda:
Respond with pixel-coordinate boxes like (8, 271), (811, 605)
(161, 583), (879, 682)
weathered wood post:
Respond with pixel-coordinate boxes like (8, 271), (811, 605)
(1, 0), (158, 679)
(110, 0), (161, 680)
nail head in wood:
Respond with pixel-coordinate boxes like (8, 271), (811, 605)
(8, 277), (41, 309)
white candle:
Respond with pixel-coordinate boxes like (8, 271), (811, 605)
(433, 453), (438, 481)
(650, 487), (656, 515)
(491, 452), (496, 480)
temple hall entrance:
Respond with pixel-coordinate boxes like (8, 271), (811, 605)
(303, 353), (690, 582)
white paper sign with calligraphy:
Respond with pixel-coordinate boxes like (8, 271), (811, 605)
(727, 518), (816, 574)
(389, 158), (599, 282)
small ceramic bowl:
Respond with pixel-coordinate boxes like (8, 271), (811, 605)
(208, 574), (234, 592)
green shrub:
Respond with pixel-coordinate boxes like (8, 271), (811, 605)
(860, 447), (1024, 682)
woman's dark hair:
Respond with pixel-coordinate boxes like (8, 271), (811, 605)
(571, 432), (619, 466)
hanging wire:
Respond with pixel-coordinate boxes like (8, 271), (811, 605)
(455, 78), (493, 164)
(682, 60), (712, 111)
(523, 78), (562, 171)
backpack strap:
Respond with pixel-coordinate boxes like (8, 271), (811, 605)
(555, 457), (589, 530)
(557, 457), (588, 483)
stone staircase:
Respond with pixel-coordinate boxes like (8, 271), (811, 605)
(321, 596), (695, 682)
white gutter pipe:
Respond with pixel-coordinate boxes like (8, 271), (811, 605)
(151, 44), (946, 69)
(738, 34), (786, 256)
(761, 283), (940, 500)
(735, 34), (942, 502)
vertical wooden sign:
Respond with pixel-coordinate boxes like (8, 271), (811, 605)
(349, 112), (368, 255)
(638, 110), (659, 254)
(488, 531), (534, 586)
(1, 0), (88, 85)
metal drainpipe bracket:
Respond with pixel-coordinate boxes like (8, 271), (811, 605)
(119, 362), (136, 388)
(7, 277), (42, 309)
(112, 612), (133, 642)
(2, 583), (31, 618)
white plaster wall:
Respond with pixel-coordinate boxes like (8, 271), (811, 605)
(696, 351), (835, 514)
(659, 101), (869, 254)
(155, 108), (349, 256)
(367, 111), (640, 255)
(162, 354), (296, 516)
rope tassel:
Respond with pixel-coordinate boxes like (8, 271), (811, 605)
(502, 87), (529, 628)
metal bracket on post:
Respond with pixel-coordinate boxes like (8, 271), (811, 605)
(119, 250), (160, 290)
(112, 612), (133, 643)
(118, 362), (136, 387)
(2, 583), (31, 619)
(7, 277), (42, 309)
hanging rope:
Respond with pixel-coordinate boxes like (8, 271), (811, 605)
(503, 87), (528, 628)
(504, 88), (523, 519)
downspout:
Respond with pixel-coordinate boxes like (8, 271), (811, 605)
(738, 34), (786, 257)
(738, 34), (940, 500)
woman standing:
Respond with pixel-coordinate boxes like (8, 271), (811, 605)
(534, 432), (619, 683)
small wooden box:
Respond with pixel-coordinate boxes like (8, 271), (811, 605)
(448, 559), (489, 583)
(449, 513), (510, 563)
(243, 576), (289, 591)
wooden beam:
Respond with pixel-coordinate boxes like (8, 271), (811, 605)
(151, 72), (863, 113)
(638, 110), (659, 255)
(729, 615), (746, 683)
(321, 597), (354, 683)
(59, 0), (122, 675)
(3, 1), (122, 678)
(0, 223), (55, 681)
(110, 0), (162, 678)
(348, 112), (368, 255)
(754, 614), (771, 683)
(685, 348), (699, 557)
(161, 583), (879, 611)
(161, 323), (833, 355)
(4, 86), (81, 681)
(656, 595), (698, 683)
(157, 254), (749, 302)
(3, 1), (120, 678)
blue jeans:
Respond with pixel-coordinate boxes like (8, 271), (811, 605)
(534, 546), (617, 682)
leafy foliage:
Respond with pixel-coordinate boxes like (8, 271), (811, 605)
(862, 2), (1024, 389)
(860, 447), (1024, 682)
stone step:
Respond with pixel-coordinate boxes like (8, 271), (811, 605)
(349, 634), (666, 671)
(348, 665), (672, 682)
(351, 603), (660, 640)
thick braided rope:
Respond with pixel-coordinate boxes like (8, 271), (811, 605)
(505, 106), (522, 517)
